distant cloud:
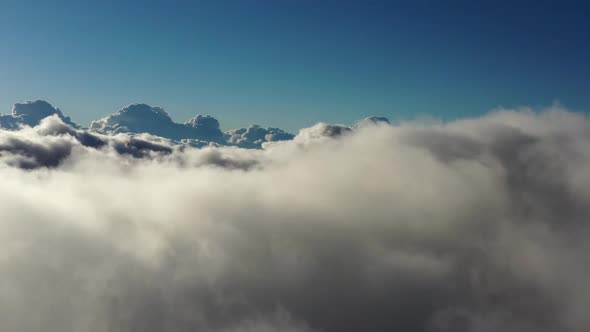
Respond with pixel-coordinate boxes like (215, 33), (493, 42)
(89, 103), (297, 148)
(0, 115), (177, 169)
(4, 101), (397, 149)
(185, 114), (223, 138)
(354, 116), (391, 128)
(0, 100), (77, 129)
(292, 123), (353, 145)
(225, 125), (295, 149)
(90, 103), (224, 141)
(1, 106), (589, 331)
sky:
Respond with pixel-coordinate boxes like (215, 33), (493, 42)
(1, 0), (589, 131)
(4, 2), (590, 330)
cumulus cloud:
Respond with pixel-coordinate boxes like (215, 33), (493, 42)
(1, 106), (590, 331)
(225, 125), (295, 149)
(292, 123), (353, 146)
(185, 115), (223, 138)
(90, 103), (225, 142)
(3, 101), (300, 148)
(0, 100), (78, 129)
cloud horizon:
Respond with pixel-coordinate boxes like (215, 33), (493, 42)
(1, 100), (300, 149)
(1, 104), (590, 331)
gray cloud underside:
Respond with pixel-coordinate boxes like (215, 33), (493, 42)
(1, 106), (590, 332)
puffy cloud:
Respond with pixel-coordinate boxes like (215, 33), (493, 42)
(0, 100), (78, 129)
(185, 115), (223, 138)
(292, 123), (353, 146)
(0, 115), (183, 169)
(90, 103), (225, 141)
(90, 103), (173, 133)
(225, 125), (295, 149)
(90, 104), (297, 148)
(3, 101), (300, 148)
(1, 107), (590, 331)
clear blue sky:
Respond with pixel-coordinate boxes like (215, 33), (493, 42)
(1, 0), (589, 131)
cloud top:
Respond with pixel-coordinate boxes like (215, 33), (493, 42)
(89, 103), (223, 141)
(3, 100), (394, 149)
(1, 106), (590, 331)
(89, 103), (297, 147)
(225, 125), (295, 148)
(0, 100), (78, 129)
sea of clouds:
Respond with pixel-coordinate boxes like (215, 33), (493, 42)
(1, 101), (590, 332)
(1, 100), (294, 149)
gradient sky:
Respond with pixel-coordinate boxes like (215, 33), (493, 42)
(1, 0), (589, 131)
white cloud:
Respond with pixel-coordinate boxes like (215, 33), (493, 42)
(0, 100), (77, 129)
(354, 116), (391, 128)
(89, 103), (225, 142)
(225, 125), (295, 149)
(0, 106), (589, 331)
(88, 103), (298, 148)
(1, 101), (319, 149)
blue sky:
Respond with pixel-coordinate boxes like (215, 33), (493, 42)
(1, 0), (589, 131)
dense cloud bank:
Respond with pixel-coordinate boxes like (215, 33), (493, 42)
(1, 106), (590, 331)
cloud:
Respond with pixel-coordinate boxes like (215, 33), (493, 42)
(355, 116), (391, 128)
(185, 115), (223, 138)
(292, 123), (353, 146)
(2, 101), (300, 149)
(0, 100), (78, 129)
(90, 103), (225, 142)
(90, 103), (295, 148)
(225, 125), (295, 149)
(1, 106), (590, 331)
(0, 115), (178, 169)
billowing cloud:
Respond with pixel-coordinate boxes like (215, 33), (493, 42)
(89, 103), (295, 148)
(2, 101), (301, 148)
(225, 125), (295, 149)
(0, 115), (183, 169)
(1, 106), (590, 332)
(90, 103), (225, 142)
(185, 114), (223, 138)
(0, 100), (78, 129)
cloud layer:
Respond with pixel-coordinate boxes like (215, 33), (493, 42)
(2, 101), (295, 149)
(1, 106), (590, 331)
(89, 103), (293, 148)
